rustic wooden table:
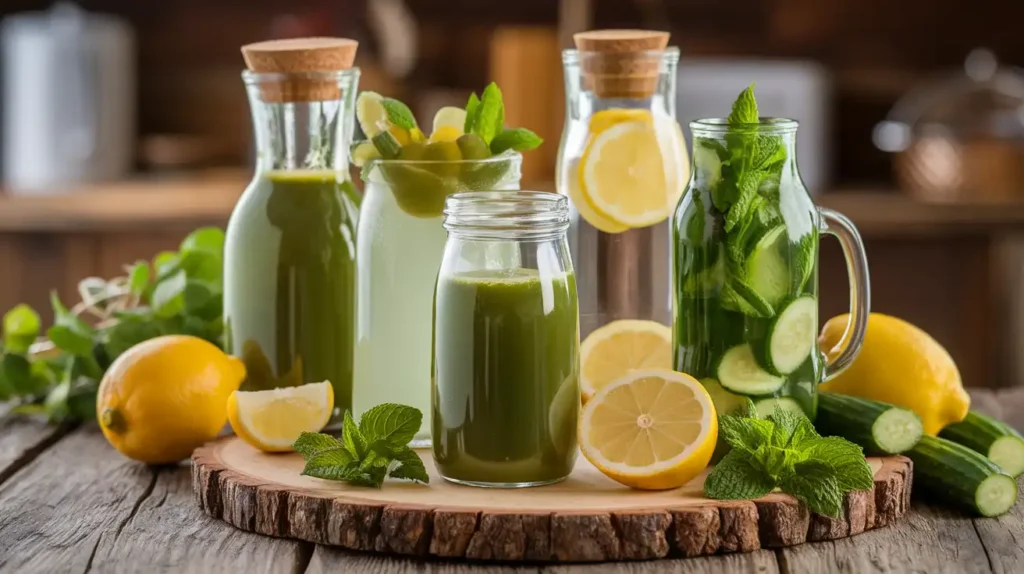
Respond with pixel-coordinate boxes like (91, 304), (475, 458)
(2, 388), (1024, 574)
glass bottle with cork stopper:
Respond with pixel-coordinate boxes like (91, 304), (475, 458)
(557, 30), (689, 340)
(224, 38), (361, 426)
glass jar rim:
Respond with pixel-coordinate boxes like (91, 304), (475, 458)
(690, 117), (799, 135)
(367, 151), (523, 168)
(562, 46), (680, 66)
(444, 191), (569, 239)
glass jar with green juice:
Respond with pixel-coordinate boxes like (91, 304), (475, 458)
(224, 39), (361, 425)
(433, 191), (580, 488)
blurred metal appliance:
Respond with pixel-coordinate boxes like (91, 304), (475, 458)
(676, 58), (830, 193)
(1, 3), (134, 193)
(874, 49), (1024, 203)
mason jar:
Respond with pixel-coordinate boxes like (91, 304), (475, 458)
(432, 191), (580, 488)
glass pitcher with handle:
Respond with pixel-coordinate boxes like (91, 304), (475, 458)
(672, 117), (870, 419)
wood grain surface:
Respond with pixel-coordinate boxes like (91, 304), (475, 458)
(191, 436), (912, 563)
(0, 387), (1021, 573)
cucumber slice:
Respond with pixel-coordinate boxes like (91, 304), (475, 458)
(746, 225), (789, 307)
(763, 296), (816, 375)
(754, 396), (805, 419)
(817, 392), (923, 454)
(940, 411), (1024, 477)
(700, 378), (748, 415)
(693, 141), (723, 188)
(908, 435), (1018, 517)
(716, 344), (785, 396)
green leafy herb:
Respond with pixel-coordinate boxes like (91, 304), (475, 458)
(0, 226), (227, 423)
(380, 98), (418, 130)
(704, 406), (873, 517)
(464, 92), (481, 134)
(489, 127), (543, 154)
(472, 82), (505, 145)
(294, 404), (430, 488)
(728, 84), (759, 125)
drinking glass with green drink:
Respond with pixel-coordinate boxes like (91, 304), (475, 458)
(433, 191), (579, 488)
(672, 86), (870, 420)
(350, 84), (543, 447)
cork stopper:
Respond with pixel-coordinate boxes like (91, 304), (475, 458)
(241, 37), (358, 102)
(573, 30), (670, 98)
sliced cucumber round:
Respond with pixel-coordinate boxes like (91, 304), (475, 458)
(700, 378), (748, 416)
(763, 296), (817, 375)
(716, 344), (785, 396)
(754, 396), (805, 419)
(746, 225), (789, 308)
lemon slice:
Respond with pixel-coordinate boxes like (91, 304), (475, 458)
(580, 320), (673, 402)
(565, 157), (628, 233)
(227, 381), (334, 452)
(432, 106), (467, 134)
(356, 91), (389, 138)
(430, 125), (462, 143)
(579, 369), (718, 490)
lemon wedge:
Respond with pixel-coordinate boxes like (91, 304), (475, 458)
(227, 381), (334, 452)
(356, 91), (389, 138)
(578, 110), (686, 228)
(579, 369), (717, 490)
(432, 106), (467, 135)
(580, 320), (673, 402)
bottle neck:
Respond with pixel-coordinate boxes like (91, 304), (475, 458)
(691, 126), (799, 191)
(443, 191), (569, 241)
(561, 47), (679, 121)
(245, 72), (358, 175)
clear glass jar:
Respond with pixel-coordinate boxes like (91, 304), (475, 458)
(224, 67), (360, 424)
(433, 191), (579, 488)
(558, 45), (689, 338)
(354, 154), (522, 447)
(673, 118), (870, 419)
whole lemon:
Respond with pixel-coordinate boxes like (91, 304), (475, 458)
(97, 335), (246, 464)
(820, 313), (969, 435)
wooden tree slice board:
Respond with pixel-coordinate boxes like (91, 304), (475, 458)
(192, 437), (913, 563)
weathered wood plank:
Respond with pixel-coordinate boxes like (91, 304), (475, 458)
(971, 476), (1024, 574)
(0, 427), (155, 573)
(88, 464), (311, 573)
(0, 407), (69, 485)
(306, 546), (540, 573)
(544, 551), (780, 573)
(776, 501), (993, 574)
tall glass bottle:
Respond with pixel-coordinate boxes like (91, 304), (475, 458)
(224, 38), (361, 425)
(557, 30), (689, 339)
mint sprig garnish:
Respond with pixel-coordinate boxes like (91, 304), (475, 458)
(462, 82), (543, 153)
(704, 400), (874, 517)
(293, 403), (430, 488)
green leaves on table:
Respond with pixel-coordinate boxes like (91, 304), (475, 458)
(294, 404), (429, 488)
(0, 226), (227, 423)
(703, 399), (874, 517)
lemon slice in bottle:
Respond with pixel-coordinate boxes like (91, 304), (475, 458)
(227, 381), (334, 452)
(580, 319), (673, 403)
(579, 369), (718, 490)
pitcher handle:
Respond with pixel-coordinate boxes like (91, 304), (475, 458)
(818, 207), (871, 381)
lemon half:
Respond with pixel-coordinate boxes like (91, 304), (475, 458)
(580, 319), (673, 402)
(228, 381), (334, 452)
(579, 369), (718, 490)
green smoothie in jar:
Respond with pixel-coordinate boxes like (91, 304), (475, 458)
(432, 268), (579, 486)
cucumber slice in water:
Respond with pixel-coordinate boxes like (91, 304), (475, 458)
(716, 344), (786, 396)
(763, 296), (817, 375)
(746, 225), (789, 308)
(754, 396), (805, 419)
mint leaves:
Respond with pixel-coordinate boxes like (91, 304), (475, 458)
(728, 85), (758, 125)
(462, 83), (543, 153)
(380, 98), (418, 131)
(293, 404), (429, 488)
(704, 401), (874, 517)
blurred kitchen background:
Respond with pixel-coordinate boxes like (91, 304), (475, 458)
(1, 0), (1023, 387)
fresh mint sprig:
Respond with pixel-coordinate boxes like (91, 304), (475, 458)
(293, 403), (429, 488)
(462, 83), (543, 153)
(704, 400), (874, 517)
